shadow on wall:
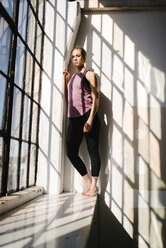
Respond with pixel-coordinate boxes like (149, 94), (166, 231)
(82, 0), (166, 7)
(98, 92), (113, 197)
(70, 8), (166, 248)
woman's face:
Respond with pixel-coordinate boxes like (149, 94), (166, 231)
(71, 49), (85, 67)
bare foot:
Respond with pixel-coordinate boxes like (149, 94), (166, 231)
(85, 187), (98, 197)
(81, 181), (91, 196)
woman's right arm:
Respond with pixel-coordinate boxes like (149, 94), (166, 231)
(63, 70), (70, 101)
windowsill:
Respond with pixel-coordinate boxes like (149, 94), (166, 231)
(0, 192), (98, 248)
(0, 186), (44, 216)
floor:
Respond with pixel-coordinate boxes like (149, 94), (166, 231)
(0, 193), (97, 248)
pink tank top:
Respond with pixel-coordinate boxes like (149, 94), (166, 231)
(67, 69), (92, 118)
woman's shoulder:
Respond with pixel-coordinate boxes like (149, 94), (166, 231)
(86, 69), (94, 74)
(85, 69), (95, 80)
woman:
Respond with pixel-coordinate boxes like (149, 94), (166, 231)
(63, 46), (101, 197)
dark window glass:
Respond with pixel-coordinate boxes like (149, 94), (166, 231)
(20, 141), (28, 189)
(0, 15), (11, 74)
(18, 0), (28, 40)
(1, 0), (13, 18)
(11, 87), (22, 138)
(22, 95), (31, 141)
(0, 138), (3, 193)
(0, 74), (7, 130)
(14, 38), (25, 88)
(8, 139), (19, 191)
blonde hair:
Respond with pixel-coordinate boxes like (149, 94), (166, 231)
(71, 46), (87, 62)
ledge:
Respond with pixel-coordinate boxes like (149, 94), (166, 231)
(0, 192), (97, 248)
(82, 6), (166, 13)
(0, 186), (44, 216)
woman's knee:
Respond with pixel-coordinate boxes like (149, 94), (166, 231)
(67, 147), (77, 161)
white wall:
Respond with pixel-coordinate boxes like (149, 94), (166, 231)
(64, 9), (166, 248)
(36, 0), (81, 194)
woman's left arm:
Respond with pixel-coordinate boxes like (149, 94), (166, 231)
(83, 71), (100, 133)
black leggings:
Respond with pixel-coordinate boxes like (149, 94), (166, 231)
(66, 110), (101, 177)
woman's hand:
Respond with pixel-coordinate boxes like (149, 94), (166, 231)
(63, 70), (70, 84)
(83, 121), (92, 133)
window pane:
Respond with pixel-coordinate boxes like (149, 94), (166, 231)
(33, 62), (40, 102)
(0, 15), (11, 74)
(18, 0), (28, 40)
(11, 87), (22, 138)
(22, 96), (31, 141)
(20, 142), (28, 189)
(25, 51), (33, 95)
(27, 8), (36, 54)
(31, 0), (37, 12)
(38, 0), (44, 24)
(29, 144), (36, 185)
(14, 38), (25, 88)
(0, 138), (3, 194)
(31, 102), (38, 143)
(8, 139), (19, 191)
(1, 0), (13, 17)
(36, 24), (42, 63)
(0, 74), (7, 130)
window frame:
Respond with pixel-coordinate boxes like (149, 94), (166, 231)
(0, 0), (45, 196)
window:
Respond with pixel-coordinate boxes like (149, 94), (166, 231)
(0, 16), (11, 74)
(0, 0), (45, 195)
(0, 75), (7, 129)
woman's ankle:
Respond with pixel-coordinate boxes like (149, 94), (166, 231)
(91, 176), (98, 188)
(83, 174), (91, 184)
